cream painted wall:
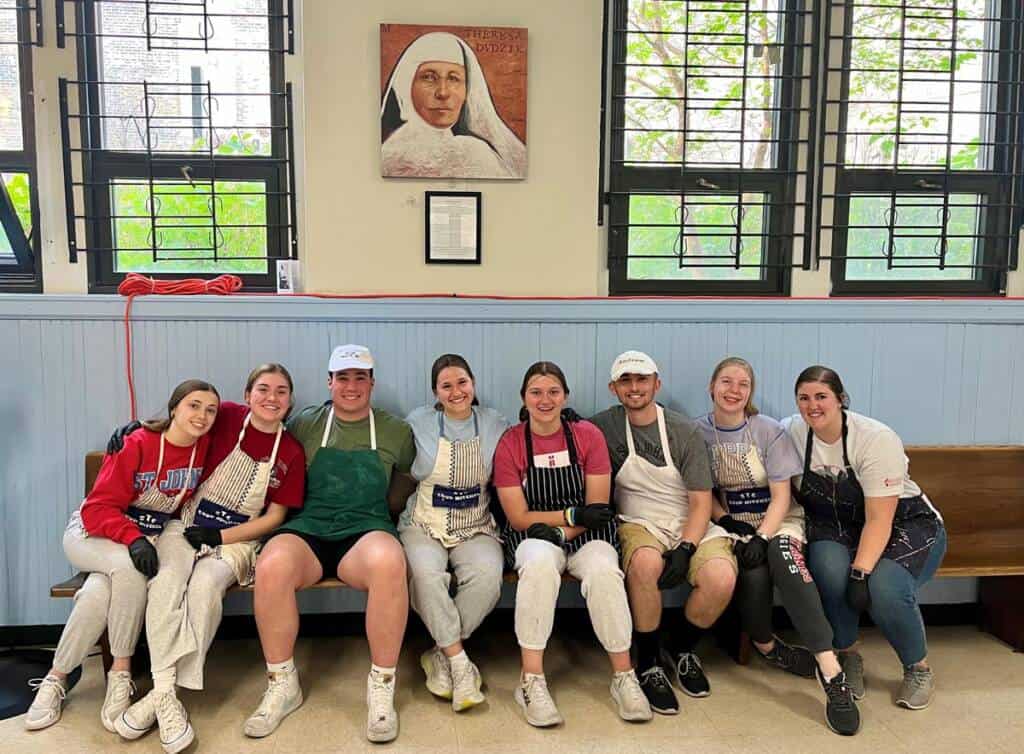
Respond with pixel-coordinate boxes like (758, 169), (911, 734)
(300, 0), (606, 295)
(24, 1), (1024, 295)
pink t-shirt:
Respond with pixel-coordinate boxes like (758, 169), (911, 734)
(493, 420), (612, 488)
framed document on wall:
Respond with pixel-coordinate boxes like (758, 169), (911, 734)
(425, 191), (481, 264)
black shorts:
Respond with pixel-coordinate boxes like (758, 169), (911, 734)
(267, 530), (367, 580)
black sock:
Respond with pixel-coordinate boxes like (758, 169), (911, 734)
(664, 613), (704, 655)
(634, 630), (661, 672)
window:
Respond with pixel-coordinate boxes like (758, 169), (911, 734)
(818, 0), (1024, 294)
(58, 0), (297, 292)
(0, 0), (41, 292)
(606, 0), (816, 295)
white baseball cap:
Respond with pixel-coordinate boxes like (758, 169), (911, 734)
(610, 350), (659, 381)
(328, 344), (374, 373)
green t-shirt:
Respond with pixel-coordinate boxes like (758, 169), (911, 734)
(281, 404), (416, 540)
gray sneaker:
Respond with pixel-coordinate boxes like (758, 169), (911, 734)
(514, 673), (563, 727)
(610, 669), (653, 722)
(420, 647), (453, 700)
(115, 688), (158, 740)
(896, 665), (934, 710)
(153, 692), (194, 754)
(450, 657), (485, 712)
(24, 675), (67, 731)
(100, 670), (135, 733)
(243, 670), (303, 738)
(838, 651), (865, 700)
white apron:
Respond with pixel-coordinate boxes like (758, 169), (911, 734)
(615, 406), (728, 548)
(409, 410), (498, 548)
(180, 414), (283, 585)
(70, 434), (197, 541)
(709, 418), (805, 542)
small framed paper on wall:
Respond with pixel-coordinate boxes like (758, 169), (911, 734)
(425, 191), (481, 264)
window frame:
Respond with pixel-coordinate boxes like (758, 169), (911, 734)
(72, 0), (291, 293)
(0, 1), (42, 293)
(606, 0), (812, 297)
(824, 0), (1023, 296)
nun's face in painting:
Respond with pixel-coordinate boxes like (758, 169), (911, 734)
(411, 61), (467, 129)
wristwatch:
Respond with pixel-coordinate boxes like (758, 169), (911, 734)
(849, 567), (869, 581)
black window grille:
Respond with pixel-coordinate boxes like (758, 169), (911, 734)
(57, 0), (298, 292)
(816, 0), (1024, 295)
(0, 0), (43, 292)
(605, 0), (819, 295)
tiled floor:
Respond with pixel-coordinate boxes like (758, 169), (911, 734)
(6, 624), (1022, 753)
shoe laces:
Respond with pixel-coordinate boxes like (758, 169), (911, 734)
(155, 693), (186, 734)
(640, 666), (672, 694)
(614, 671), (645, 703)
(253, 673), (293, 719)
(106, 673), (136, 706)
(522, 674), (552, 708)
(904, 666), (932, 690)
(678, 652), (703, 679)
(451, 661), (475, 690)
(368, 672), (395, 720)
(28, 676), (66, 704)
(822, 672), (856, 711)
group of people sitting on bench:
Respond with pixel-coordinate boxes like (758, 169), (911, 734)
(25, 345), (947, 749)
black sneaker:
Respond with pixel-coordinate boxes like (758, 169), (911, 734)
(757, 637), (817, 678)
(660, 649), (710, 698)
(638, 666), (678, 715)
(817, 668), (861, 736)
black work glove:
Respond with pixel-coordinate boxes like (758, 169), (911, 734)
(128, 536), (159, 578)
(736, 534), (768, 570)
(846, 571), (871, 613)
(184, 526), (222, 550)
(657, 541), (696, 590)
(106, 420), (143, 454)
(564, 504), (614, 529)
(718, 514), (757, 538)
(526, 523), (565, 547)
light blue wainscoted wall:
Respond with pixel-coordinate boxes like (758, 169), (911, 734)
(3, 295), (1022, 627)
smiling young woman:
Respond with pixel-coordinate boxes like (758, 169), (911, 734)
(786, 365), (947, 713)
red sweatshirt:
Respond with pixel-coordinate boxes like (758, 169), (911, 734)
(80, 428), (209, 545)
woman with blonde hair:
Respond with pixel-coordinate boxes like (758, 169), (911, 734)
(699, 358), (859, 736)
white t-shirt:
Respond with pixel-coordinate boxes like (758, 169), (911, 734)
(782, 411), (922, 499)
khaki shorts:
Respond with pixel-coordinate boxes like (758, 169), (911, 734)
(619, 522), (737, 586)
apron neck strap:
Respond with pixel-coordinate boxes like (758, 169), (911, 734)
(322, 409), (376, 451)
(625, 406), (672, 466)
(241, 412), (285, 466)
(525, 419), (578, 469)
(802, 411), (852, 475)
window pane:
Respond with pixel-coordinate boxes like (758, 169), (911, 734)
(623, 0), (785, 168)
(96, 0), (272, 155)
(0, 172), (31, 260)
(111, 179), (268, 274)
(843, 0), (996, 170)
(0, 1), (23, 151)
(626, 193), (765, 281)
(844, 193), (979, 280)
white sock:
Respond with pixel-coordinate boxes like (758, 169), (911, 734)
(152, 667), (176, 694)
(267, 658), (295, 675)
(370, 663), (396, 677)
(448, 650), (469, 668)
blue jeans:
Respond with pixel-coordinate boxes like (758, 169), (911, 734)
(807, 526), (947, 666)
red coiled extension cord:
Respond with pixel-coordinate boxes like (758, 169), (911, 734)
(117, 273), (243, 420)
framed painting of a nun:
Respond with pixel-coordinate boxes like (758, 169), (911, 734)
(380, 24), (527, 180)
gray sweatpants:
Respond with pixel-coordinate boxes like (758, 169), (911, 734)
(400, 526), (504, 649)
(52, 517), (150, 674)
(513, 538), (632, 654)
(144, 520), (237, 689)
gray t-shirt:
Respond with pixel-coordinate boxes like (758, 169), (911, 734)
(399, 405), (509, 528)
(696, 413), (802, 485)
(590, 404), (714, 492)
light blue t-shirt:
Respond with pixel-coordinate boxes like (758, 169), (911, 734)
(697, 412), (802, 484)
(399, 405), (509, 526)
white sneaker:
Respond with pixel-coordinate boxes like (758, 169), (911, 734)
(611, 669), (653, 722)
(450, 657), (485, 712)
(154, 692), (194, 754)
(115, 689), (158, 740)
(420, 647), (452, 700)
(100, 670), (135, 733)
(24, 675), (67, 731)
(243, 670), (303, 738)
(514, 673), (563, 727)
(366, 670), (399, 743)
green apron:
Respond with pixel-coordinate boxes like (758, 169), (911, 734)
(279, 409), (396, 541)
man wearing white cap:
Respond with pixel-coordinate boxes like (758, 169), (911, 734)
(590, 351), (737, 715)
(245, 345), (416, 743)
